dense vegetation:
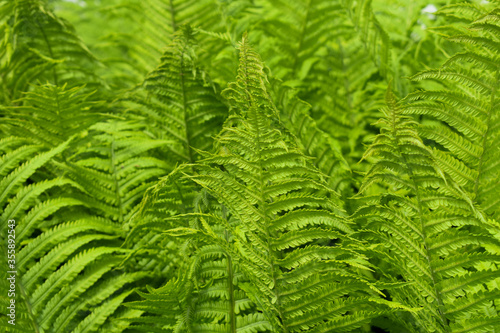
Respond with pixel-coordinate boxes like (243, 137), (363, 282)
(1, 0), (499, 332)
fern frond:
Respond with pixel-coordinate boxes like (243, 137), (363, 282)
(273, 83), (352, 199)
(256, 0), (343, 81)
(58, 120), (171, 223)
(341, 0), (391, 79)
(132, 35), (397, 333)
(0, 87), (157, 333)
(0, 0), (99, 103)
(357, 85), (500, 332)
(404, 5), (500, 219)
(1, 84), (103, 148)
(125, 26), (227, 164)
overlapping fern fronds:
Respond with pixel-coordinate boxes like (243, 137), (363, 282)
(124, 26), (228, 165)
(404, 4), (500, 220)
(128, 34), (405, 333)
(0, 0), (100, 104)
(0, 84), (103, 148)
(1, 1), (499, 333)
(63, 0), (255, 88)
(118, 28), (229, 285)
(357, 86), (500, 333)
(0, 82), (167, 332)
(0, 135), (146, 333)
(273, 83), (351, 197)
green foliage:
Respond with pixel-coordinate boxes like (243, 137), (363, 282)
(404, 4), (500, 219)
(0, 0), (99, 103)
(1, 1), (499, 333)
(123, 26), (228, 164)
(357, 86), (500, 332)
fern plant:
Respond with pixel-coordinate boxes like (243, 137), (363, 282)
(404, 4), (500, 219)
(123, 26), (228, 164)
(127, 34), (409, 333)
(357, 86), (500, 333)
(0, 82), (167, 332)
(1, 1), (500, 333)
(0, 0), (100, 104)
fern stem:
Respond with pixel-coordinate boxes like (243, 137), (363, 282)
(34, 17), (59, 86)
(473, 69), (497, 197)
(169, 0), (177, 33)
(257, 136), (288, 333)
(391, 102), (450, 332)
(292, 0), (312, 75)
(111, 138), (124, 223)
(249, 103), (289, 333)
(224, 228), (237, 333)
(239, 38), (289, 328)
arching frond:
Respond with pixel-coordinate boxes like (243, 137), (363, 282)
(0, 82), (165, 333)
(131, 34), (398, 333)
(1, 84), (103, 148)
(404, 5), (500, 219)
(124, 27), (228, 165)
(357, 86), (500, 333)
(0, 0), (100, 103)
